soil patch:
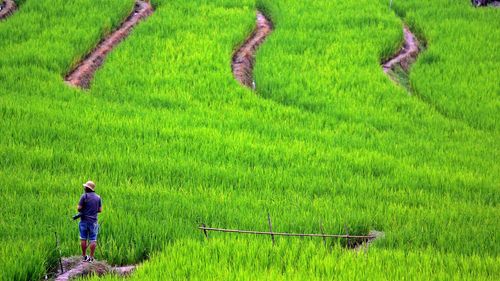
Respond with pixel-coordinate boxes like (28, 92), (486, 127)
(382, 26), (420, 74)
(353, 230), (385, 252)
(51, 256), (137, 281)
(382, 26), (421, 92)
(0, 0), (16, 20)
(232, 11), (273, 90)
(65, 0), (153, 89)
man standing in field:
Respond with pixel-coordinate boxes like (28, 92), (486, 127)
(77, 180), (102, 263)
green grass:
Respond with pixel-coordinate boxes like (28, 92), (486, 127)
(98, 239), (500, 280)
(0, 0), (498, 280)
(387, 65), (413, 93)
(392, 0), (500, 131)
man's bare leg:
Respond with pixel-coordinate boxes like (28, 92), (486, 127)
(81, 240), (87, 257)
(89, 241), (97, 259)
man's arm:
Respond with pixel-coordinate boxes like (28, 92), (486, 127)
(77, 195), (85, 212)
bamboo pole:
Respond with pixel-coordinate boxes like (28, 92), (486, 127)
(267, 213), (275, 246)
(344, 224), (351, 248)
(54, 232), (63, 274)
(320, 222), (327, 247)
(198, 226), (376, 239)
(201, 223), (209, 239)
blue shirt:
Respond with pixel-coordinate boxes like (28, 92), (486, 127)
(78, 192), (102, 223)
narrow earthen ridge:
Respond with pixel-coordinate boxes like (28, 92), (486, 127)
(65, 0), (153, 89)
(54, 257), (137, 281)
(232, 11), (273, 90)
(0, 0), (17, 20)
(382, 26), (420, 75)
(113, 265), (137, 276)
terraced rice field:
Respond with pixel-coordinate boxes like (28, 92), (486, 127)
(0, 0), (499, 280)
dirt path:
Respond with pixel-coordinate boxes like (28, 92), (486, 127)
(54, 257), (136, 280)
(382, 26), (420, 74)
(65, 0), (153, 89)
(381, 25), (421, 92)
(0, 0), (16, 20)
(55, 260), (87, 281)
(232, 11), (273, 90)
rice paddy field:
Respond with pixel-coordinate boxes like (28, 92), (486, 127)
(0, 0), (499, 280)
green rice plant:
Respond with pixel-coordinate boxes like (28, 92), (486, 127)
(0, 0), (498, 280)
(390, 0), (500, 131)
(95, 239), (500, 280)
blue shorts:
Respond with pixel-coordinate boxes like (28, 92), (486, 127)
(79, 221), (99, 242)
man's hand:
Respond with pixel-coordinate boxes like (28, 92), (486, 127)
(77, 205), (82, 212)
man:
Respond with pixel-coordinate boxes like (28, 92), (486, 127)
(77, 180), (102, 263)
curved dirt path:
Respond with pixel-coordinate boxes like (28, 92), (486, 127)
(65, 0), (153, 89)
(0, 0), (16, 20)
(232, 11), (273, 90)
(382, 26), (420, 75)
(54, 257), (136, 281)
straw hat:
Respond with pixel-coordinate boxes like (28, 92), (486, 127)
(83, 180), (96, 191)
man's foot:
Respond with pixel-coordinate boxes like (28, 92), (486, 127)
(88, 257), (95, 263)
(82, 255), (90, 262)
